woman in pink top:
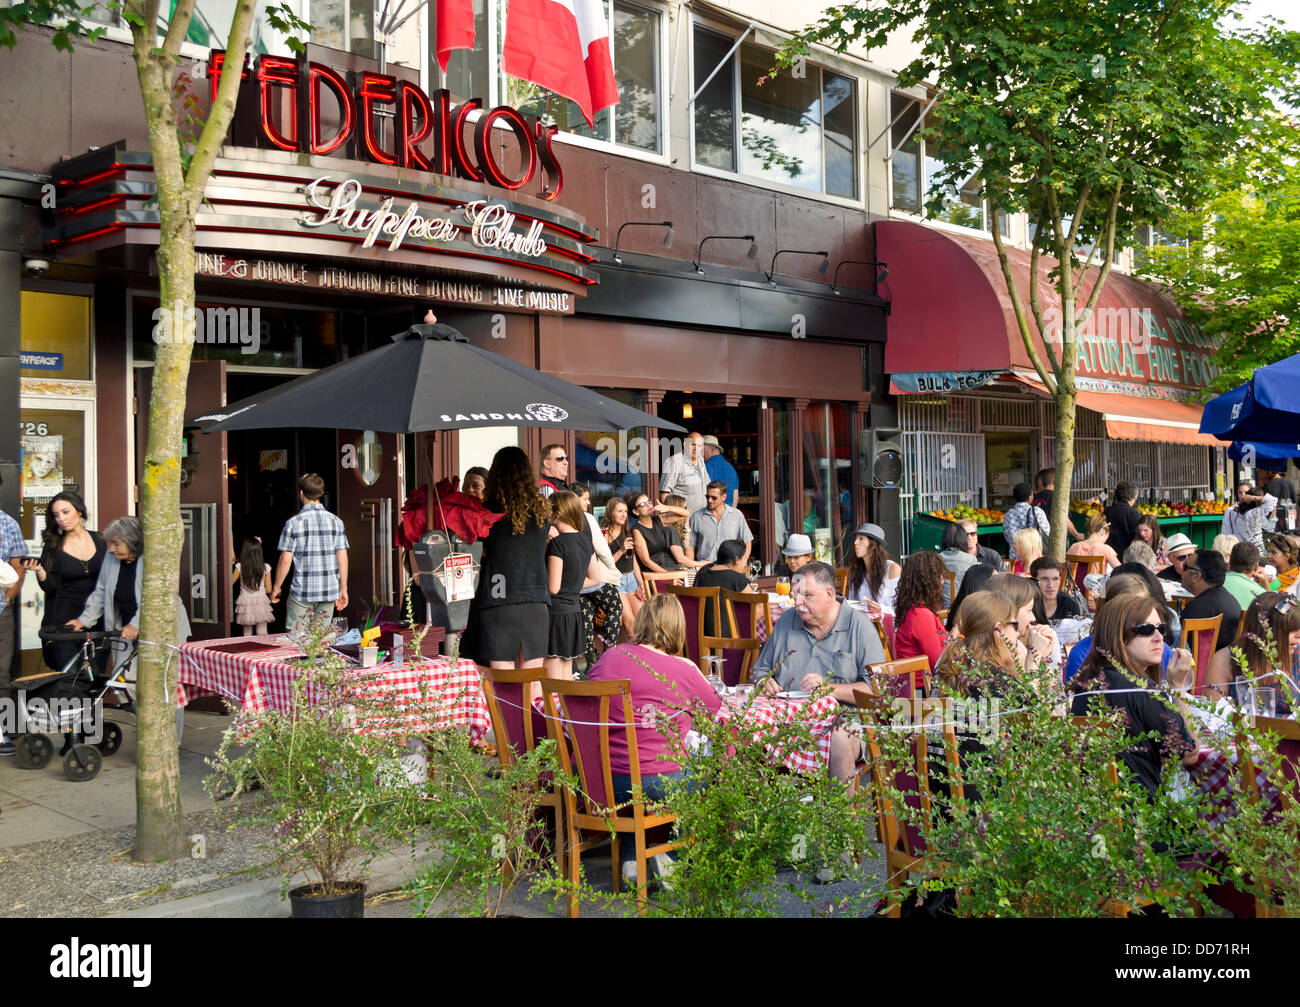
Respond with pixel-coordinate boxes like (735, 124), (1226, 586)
(587, 593), (722, 880)
(891, 552), (948, 693)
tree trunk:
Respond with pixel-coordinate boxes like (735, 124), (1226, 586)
(134, 225), (195, 863)
(1050, 386), (1078, 561)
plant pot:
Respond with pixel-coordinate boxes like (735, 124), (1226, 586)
(288, 881), (366, 918)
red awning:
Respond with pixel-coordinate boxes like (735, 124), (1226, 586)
(876, 220), (1222, 445)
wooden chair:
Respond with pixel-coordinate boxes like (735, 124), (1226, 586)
(834, 567), (849, 596)
(700, 634), (762, 687)
(876, 613), (896, 661)
(1179, 614), (1223, 696)
(479, 666), (563, 871)
(643, 571), (688, 595)
(855, 695), (963, 917)
(663, 584), (719, 672)
(541, 679), (680, 917)
(722, 588), (772, 641)
(1066, 554), (1108, 607)
(868, 656), (931, 699)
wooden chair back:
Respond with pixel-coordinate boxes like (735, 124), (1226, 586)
(1066, 554), (1107, 604)
(876, 613), (896, 661)
(664, 584), (719, 669)
(479, 666), (549, 770)
(1179, 614), (1223, 694)
(940, 569), (957, 609)
(835, 567), (849, 596)
(868, 656), (931, 699)
(700, 635), (761, 686)
(722, 588), (771, 641)
(643, 570), (688, 595)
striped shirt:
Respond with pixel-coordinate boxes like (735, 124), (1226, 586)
(278, 503), (349, 602)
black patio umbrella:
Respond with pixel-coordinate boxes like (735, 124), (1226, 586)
(192, 321), (685, 435)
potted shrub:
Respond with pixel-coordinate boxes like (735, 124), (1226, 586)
(207, 615), (429, 918)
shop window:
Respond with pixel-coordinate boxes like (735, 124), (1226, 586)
(890, 91), (922, 214)
(20, 291), (92, 381)
(694, 25), (858, 198)
(505, 1), (663, 153)
(802, 401), (854, 565)
(131, 299), (349, 369)
(771, 400), (791, 561)
(574, 389), (647, 507)
(311, 0), (379, 61)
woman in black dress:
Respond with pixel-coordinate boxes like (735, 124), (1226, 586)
(463, 447), (552, 670)
(692, 539), (754, 635)
(544, 491), (602, 679)
(628, 491), (694, 573)
(25, 492), (105, 672)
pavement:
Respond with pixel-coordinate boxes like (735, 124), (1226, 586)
(0, 708), (887, 918)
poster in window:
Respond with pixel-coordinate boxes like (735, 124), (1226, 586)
(21, 434), (64, 498)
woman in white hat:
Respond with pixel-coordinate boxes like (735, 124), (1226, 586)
(775, 533), (814, 577)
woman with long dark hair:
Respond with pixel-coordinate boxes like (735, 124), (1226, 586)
(845, 523), (900, 614)
(892, 551), (949, 691)
(462, 446), (552, 669)
(27, 492), (105, 671)
(944, 562), (997, 634)
(1205, 592), (1300, 706)
(602, 495), (643, 638)
(1070, 593), (1199, 799)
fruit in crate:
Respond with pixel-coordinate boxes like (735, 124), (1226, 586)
(926, 504), (1003, 523)
(1070, 499), (1103, 516)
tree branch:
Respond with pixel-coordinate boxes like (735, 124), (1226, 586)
(184, 0), (257, 209)
(1076, 183), (1124, 328)
(992, 217), (1057, 396)
(1027, 203), (1060, 380)
(162, 0), (195, 58)
(1065, 180), (1092, 260)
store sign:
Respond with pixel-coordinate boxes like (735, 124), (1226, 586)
(19, 352), (63, 371)
(892, 370), (1000, 394)
(299, 177), (546, 257)
(195, 252), (575, 315)
(208, 51), (564, 201)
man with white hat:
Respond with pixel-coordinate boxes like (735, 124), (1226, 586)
(1157, 533), (1197, 583)
(776, 534), (814, 577)
(701, 434), (738, 508)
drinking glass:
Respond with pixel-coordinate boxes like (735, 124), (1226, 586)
(1234, 675), (1250, 709)
(706, 655), (725, 693)
(775, 577), (791, 597)
(1253, 687), (1277, 719)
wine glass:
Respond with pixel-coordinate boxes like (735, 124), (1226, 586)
(748, 559), (763, 591)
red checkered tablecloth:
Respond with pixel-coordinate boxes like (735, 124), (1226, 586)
(715, 691), (841, 774)
(1190, 748), (1282, 827)
(176, 635), (489, 739)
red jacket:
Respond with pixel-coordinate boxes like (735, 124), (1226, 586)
(892, 606), (948, 691)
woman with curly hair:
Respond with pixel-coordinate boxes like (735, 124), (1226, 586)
(462, 446), (552, 669)
(845, 523), (900, 614)
(1205, 591), (1300, 707)
(892, 551), (949, 692)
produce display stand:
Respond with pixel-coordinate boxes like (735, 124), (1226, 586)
(912, 511), (1008, 557)
(1068, 511), (1222, 550)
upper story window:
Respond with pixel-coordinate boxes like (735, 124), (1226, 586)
(419, 0), (663, 154)
(84, 0), (305, 54)
(891, 91), (1005, 235)
(693, 25), (858, 199)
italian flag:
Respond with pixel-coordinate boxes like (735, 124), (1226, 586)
(502, 0), (620, 127)
(436, 0), (477, 72)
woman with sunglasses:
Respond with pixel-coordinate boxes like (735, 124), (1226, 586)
(1070, 593), (1200, 800)
(1204, 592), (1300, 708)
(627, 491), (700, 576)
(1064, 572), (1177, 683)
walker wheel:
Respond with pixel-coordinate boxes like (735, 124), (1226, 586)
(63, 744), (102, 782)
(97, 722), (123, 757)
(15, 734), (53, 770)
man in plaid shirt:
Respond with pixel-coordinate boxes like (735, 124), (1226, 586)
(1002, 482), (1050, 559)
(271, 473), (350, 627)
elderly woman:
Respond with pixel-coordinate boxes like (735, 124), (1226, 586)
(67, 516), (191, 741)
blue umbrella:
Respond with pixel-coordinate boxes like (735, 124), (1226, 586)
(1201, 354), (1300, 442)
(1227, 441), (1300, 468)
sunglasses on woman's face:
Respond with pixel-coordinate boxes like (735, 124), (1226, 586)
(1004, 620), (1020, 631)
(1128, 622), (1169, 638)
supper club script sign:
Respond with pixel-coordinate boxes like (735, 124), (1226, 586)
(207, 51), (565, 201)
(299, 177), (547, 257)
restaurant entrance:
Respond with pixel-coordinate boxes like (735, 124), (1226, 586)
(985, 431), (1036, 512)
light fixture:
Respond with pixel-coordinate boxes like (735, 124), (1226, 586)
(682, 402), (693, 419)
(829, 260), (889, 295)
(611, 220), (674, 264)
(765, 249), (829, 284)
(692, 234), (758, 274)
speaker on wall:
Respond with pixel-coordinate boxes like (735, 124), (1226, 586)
(859, 427), (903, 490)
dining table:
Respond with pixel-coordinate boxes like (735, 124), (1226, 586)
(176, 634), (490, 739)
(713, 689), (841, 774)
